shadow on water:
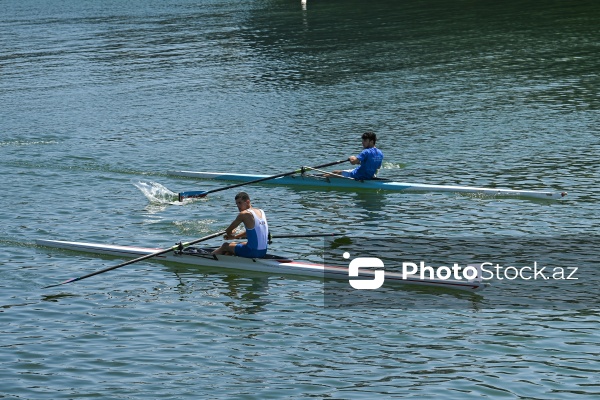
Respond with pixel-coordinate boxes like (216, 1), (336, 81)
(288, 185), (388, 214)
(40, 293), (79, 302)
(169, 264), (487, 313)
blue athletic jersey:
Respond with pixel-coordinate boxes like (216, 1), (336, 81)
(348, 147), (383, 180)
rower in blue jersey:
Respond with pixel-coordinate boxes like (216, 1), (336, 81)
(212, 191), (269, 258)
(331, 131), (384, 180)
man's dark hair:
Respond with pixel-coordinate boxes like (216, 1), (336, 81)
(235, 191), (250, 201)
(362, 131), (377, 144)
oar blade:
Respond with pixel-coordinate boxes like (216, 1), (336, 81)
(179, 190), (207, 201)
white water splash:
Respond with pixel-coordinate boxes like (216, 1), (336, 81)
(381, 161), (406, 169)
(133, 180), (180, 205)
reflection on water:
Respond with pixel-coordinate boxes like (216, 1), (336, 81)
(351, 190), (387, 219)
(168, 264), (272, 315)
(222, 275), (272, 315)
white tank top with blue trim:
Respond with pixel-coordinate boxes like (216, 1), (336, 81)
(246, 208), (268, 251)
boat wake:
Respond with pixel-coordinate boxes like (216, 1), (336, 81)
(133, 180), (182, 206)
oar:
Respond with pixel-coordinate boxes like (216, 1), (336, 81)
(43, 230), (226, 289)
(267, 232), (343, 244)
(270, 233), (342, 239)
(178, 159), (350, 201)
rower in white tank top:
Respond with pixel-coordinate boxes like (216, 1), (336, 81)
(212, 192), (269, 258)
(233, 208), (268, 258)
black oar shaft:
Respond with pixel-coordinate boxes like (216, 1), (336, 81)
(270, 233), (341, 239)
(179, 159), (349, 200)
(43, 231), (226, 289)
(267, 233), (342, 244)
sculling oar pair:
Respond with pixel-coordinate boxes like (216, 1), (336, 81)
(43, 230), (227, 289)
(178, 159), (350, 201)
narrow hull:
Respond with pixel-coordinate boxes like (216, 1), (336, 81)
(36, 239), (486, 292)
(169, 171), (567, 200)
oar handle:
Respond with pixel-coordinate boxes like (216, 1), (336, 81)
(179, 159), (350, 201)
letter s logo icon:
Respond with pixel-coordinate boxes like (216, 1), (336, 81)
(348, 257), (385, 290)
